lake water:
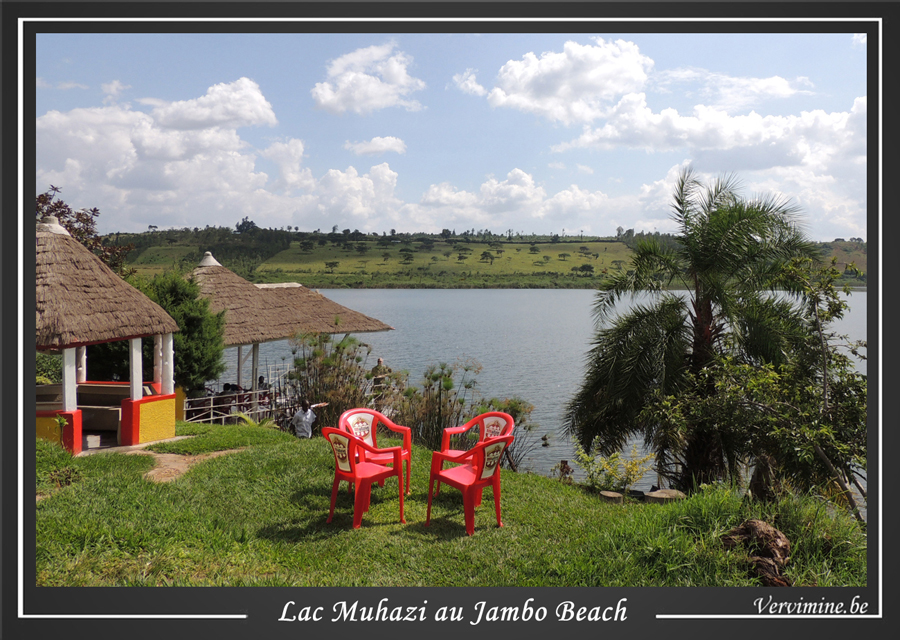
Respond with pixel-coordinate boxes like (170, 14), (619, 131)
(223, 288), (869, 492)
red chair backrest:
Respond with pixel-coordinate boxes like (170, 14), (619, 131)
(339, 409), (384, 447)
(472, 435), (514, 481)
(479, 412), (514, 440)
(323, 428), (359, 474)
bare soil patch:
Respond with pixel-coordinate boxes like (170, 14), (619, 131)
(126, 448), (246, 483)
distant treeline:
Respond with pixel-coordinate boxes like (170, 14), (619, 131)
(108, 220), (678, 254)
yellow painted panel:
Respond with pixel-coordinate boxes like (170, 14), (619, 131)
(36, 417), (62, 445)
(138, 397), (176, 444)
(174, 387), (186, 422)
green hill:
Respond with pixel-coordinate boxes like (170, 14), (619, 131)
(118, 227), (867, 289)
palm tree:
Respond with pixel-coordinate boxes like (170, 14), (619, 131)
(564, 166), (821, 490)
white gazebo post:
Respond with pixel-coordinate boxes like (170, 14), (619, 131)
(251, 343), (260, 416)
(161, 333), (175, 395)
(75, 346), (87, 384)
(153, 335), (163, 390)
(62, 348), (78, 411)
(236, 345), (243, 389)
(129, 338), (143, 401)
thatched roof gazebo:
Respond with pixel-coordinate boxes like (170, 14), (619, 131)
(254, 282), (393, 335)
(36, 215), (180, 451)
(190, 252), (392, 408)
(36, 219), (179, 351)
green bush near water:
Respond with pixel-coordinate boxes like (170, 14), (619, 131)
(35, 423), (866, 587)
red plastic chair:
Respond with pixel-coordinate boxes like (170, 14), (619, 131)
(322, 427), (405, 529)
(339, 408), (412, 494)
(435, 412), (514, 495)
(426, 434), (514, 535)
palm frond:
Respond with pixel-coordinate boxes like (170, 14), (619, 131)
(565, 296), (691, 452)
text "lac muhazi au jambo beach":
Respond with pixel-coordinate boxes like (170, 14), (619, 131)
(279, 597), (629, 624)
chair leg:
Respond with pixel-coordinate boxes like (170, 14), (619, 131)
(493, 480), (503, 528)
(425, 477), (435, 526)
(434, 460), (442, 495)
(474, 488), (483, 507)
(463, 488), (476, 536)
(353, 482), (372, 529)
(327, 475), (341, 523)
(398, 472), (406, 524)
(405, 459), (412, 495)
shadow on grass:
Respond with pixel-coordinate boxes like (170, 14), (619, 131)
(257, 483), (411, 541)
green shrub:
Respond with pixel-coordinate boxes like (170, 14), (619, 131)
(35, 351), (62, 383)
(573, 440), (654, 493)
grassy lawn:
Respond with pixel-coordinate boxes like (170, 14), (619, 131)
(35, 423), (866, 587)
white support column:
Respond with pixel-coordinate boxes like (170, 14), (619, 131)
(62, 348), (78, 411)
(251, 343), (260, 413)
(129, 338), (143, 401)
(153, 334), (163, 388)
(236, 345), (243, 389)
(162, 333), (175, 395)
(75, 346), (87, 383)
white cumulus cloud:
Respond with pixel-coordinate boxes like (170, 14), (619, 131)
(311, 42), (426, 114)
(344, 136), (407, 156)
(486, 37), (653, 125)
(315, 163), (403, 222)
(150, 77), (277, 130)
(452, 69), (487, 96)
(102, 80), (131, 104)
(653, 67), (814, 113)
(261, 139), (315, 191)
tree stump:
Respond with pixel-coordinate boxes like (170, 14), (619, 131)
(644, 489), (686, 504)
(599, 491), (624, 504)
(722, 519), (792, 586)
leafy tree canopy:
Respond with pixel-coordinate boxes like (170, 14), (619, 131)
(86, 271), (226, 396)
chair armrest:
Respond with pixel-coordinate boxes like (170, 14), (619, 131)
(441, 423), (477, 451)
(383, 423), (412, 450)
(356, 437), (402, 457)
(431, 447), (477, 466)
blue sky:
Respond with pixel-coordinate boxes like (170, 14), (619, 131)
(35, 30), (869, 240)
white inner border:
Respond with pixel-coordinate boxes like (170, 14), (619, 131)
(18, 14), (883, 622)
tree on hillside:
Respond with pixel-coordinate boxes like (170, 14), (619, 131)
(565, 166), (821, 491)
(35, 186), (135, 277)
(235, 217), (258, 234)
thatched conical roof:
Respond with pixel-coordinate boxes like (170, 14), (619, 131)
(255, 283), (393, 334)
(36, 217), (179, 350)
(191, 252), (391, 347)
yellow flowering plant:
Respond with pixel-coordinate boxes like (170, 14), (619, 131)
(573, 438), (653, 494)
